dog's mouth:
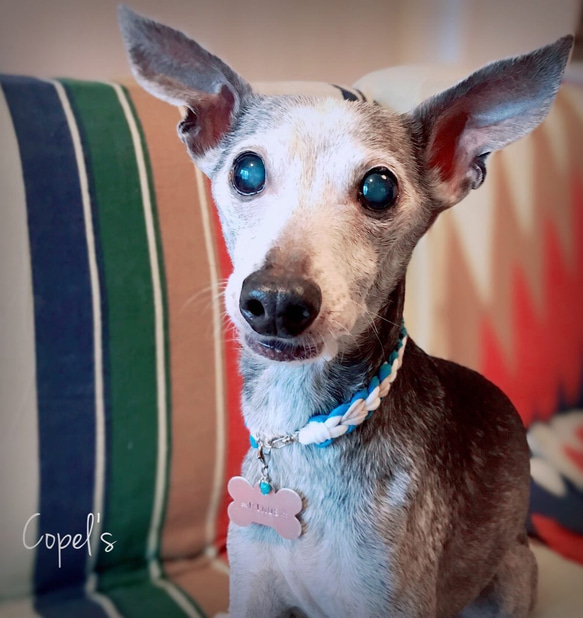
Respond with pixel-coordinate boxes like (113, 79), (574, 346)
(244, 334), (323, 362)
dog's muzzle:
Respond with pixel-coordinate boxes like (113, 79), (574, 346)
(239, 270), (322, 339)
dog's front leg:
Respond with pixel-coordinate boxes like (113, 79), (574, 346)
(227, 524), (295, 618)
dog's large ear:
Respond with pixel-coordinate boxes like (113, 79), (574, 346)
(118, 5), (252, 158)
(411, 36), (573, 208)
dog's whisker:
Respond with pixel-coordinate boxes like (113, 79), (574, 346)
(180, 280), (229, 313)
(326, 318), (354, 340)
(363, 309), (386, 354)
(348, 298), (401, 330)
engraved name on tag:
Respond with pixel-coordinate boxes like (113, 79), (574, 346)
(227, 476), (303, 540)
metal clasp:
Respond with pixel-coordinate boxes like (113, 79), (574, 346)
(264, 433), (298, 450)
(256, 441), (271, 476)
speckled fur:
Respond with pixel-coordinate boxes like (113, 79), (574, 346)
(118, 9), (573, 616)
(229, 300), (536, 618)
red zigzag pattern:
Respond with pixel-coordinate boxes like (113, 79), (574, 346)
(481, 170), (583, 426)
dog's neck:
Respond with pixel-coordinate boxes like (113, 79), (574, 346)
(240, 280), (406, 439)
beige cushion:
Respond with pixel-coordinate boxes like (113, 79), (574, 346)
(532, 542), (583, 617)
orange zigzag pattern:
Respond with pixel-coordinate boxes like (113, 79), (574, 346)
(438, 88), (583, 427)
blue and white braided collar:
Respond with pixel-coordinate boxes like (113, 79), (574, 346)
(250, 324), (408, 450)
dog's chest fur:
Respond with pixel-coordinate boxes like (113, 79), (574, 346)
(233, 440), (403, 617)
(228, 340), (530, 617)
(230, 344), (439, 616)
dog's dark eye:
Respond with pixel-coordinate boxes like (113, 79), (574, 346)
(358, 167), (398, 211)
(232, 152), (266, 196)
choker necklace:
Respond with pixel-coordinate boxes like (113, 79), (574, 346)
(227, 324), (408, 540)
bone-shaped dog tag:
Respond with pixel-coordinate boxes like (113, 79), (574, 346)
(227, 476), (303, 540)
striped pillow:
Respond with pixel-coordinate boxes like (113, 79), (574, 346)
(3, 68), (582, 615)
(0, 76), (361, 617)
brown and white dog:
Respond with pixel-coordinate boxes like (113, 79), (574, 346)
(119, 7), (573, 616)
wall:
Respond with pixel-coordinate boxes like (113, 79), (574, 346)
(0, 0), (580, 85)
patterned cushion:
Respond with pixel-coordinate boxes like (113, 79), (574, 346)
(0, 75), (365, 616)
(528, 410), (583, 564)
(359, 65), (583, 427)
(360, 65), (583, 567)
(0, 75), (223, 616)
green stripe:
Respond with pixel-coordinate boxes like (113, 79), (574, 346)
(62, 78), (159, 576)
(105, 579), (204, 618)
(63, 79), (203, 617)
(121, 85), (207, 618)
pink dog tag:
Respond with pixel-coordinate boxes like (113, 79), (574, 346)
(227, 476), (303, 540)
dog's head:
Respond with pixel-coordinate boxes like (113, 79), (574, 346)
(120, 6), (572, 364)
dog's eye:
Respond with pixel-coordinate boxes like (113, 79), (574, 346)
(358, 167), (398, 211)
(232, 152), (266, 196)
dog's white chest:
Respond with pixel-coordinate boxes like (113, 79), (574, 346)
(229, 445), (394, 617)
(228, 515), (387, 618)
(271, 540), (373, 618)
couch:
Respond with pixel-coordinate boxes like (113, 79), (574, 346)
(0, 65), (582, 617)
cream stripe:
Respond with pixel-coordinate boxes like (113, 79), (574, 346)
(147, 577), (204, 618)
(88, 595), (123, 618)
(113, 84), (202, 618)
(0, 87), (40, 602)
(211, 557), (230, 577)
(49, 80), (121, 616)
(194, 164), (226, 549)
(85, 575), (124, 618)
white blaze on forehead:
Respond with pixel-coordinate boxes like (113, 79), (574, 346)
(215, 98), (405, 339)
(216, 100), (371, 270)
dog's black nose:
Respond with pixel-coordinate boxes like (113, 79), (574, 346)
(239, 271), (322, 338)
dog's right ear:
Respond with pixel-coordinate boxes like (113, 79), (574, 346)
(118, 5), (252, 157)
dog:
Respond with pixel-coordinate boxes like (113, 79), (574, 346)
(119, 7), (573, 616)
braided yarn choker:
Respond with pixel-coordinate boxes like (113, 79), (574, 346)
(250, 323), (408, 495)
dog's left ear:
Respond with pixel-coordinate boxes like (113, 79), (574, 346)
(411, 36), (573, 208)
(118, 5), (252, 158)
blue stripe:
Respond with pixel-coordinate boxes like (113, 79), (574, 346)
(35, 593), (112, 618)
(1, 76), (99, 602)
(528, 469), (583, 535)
